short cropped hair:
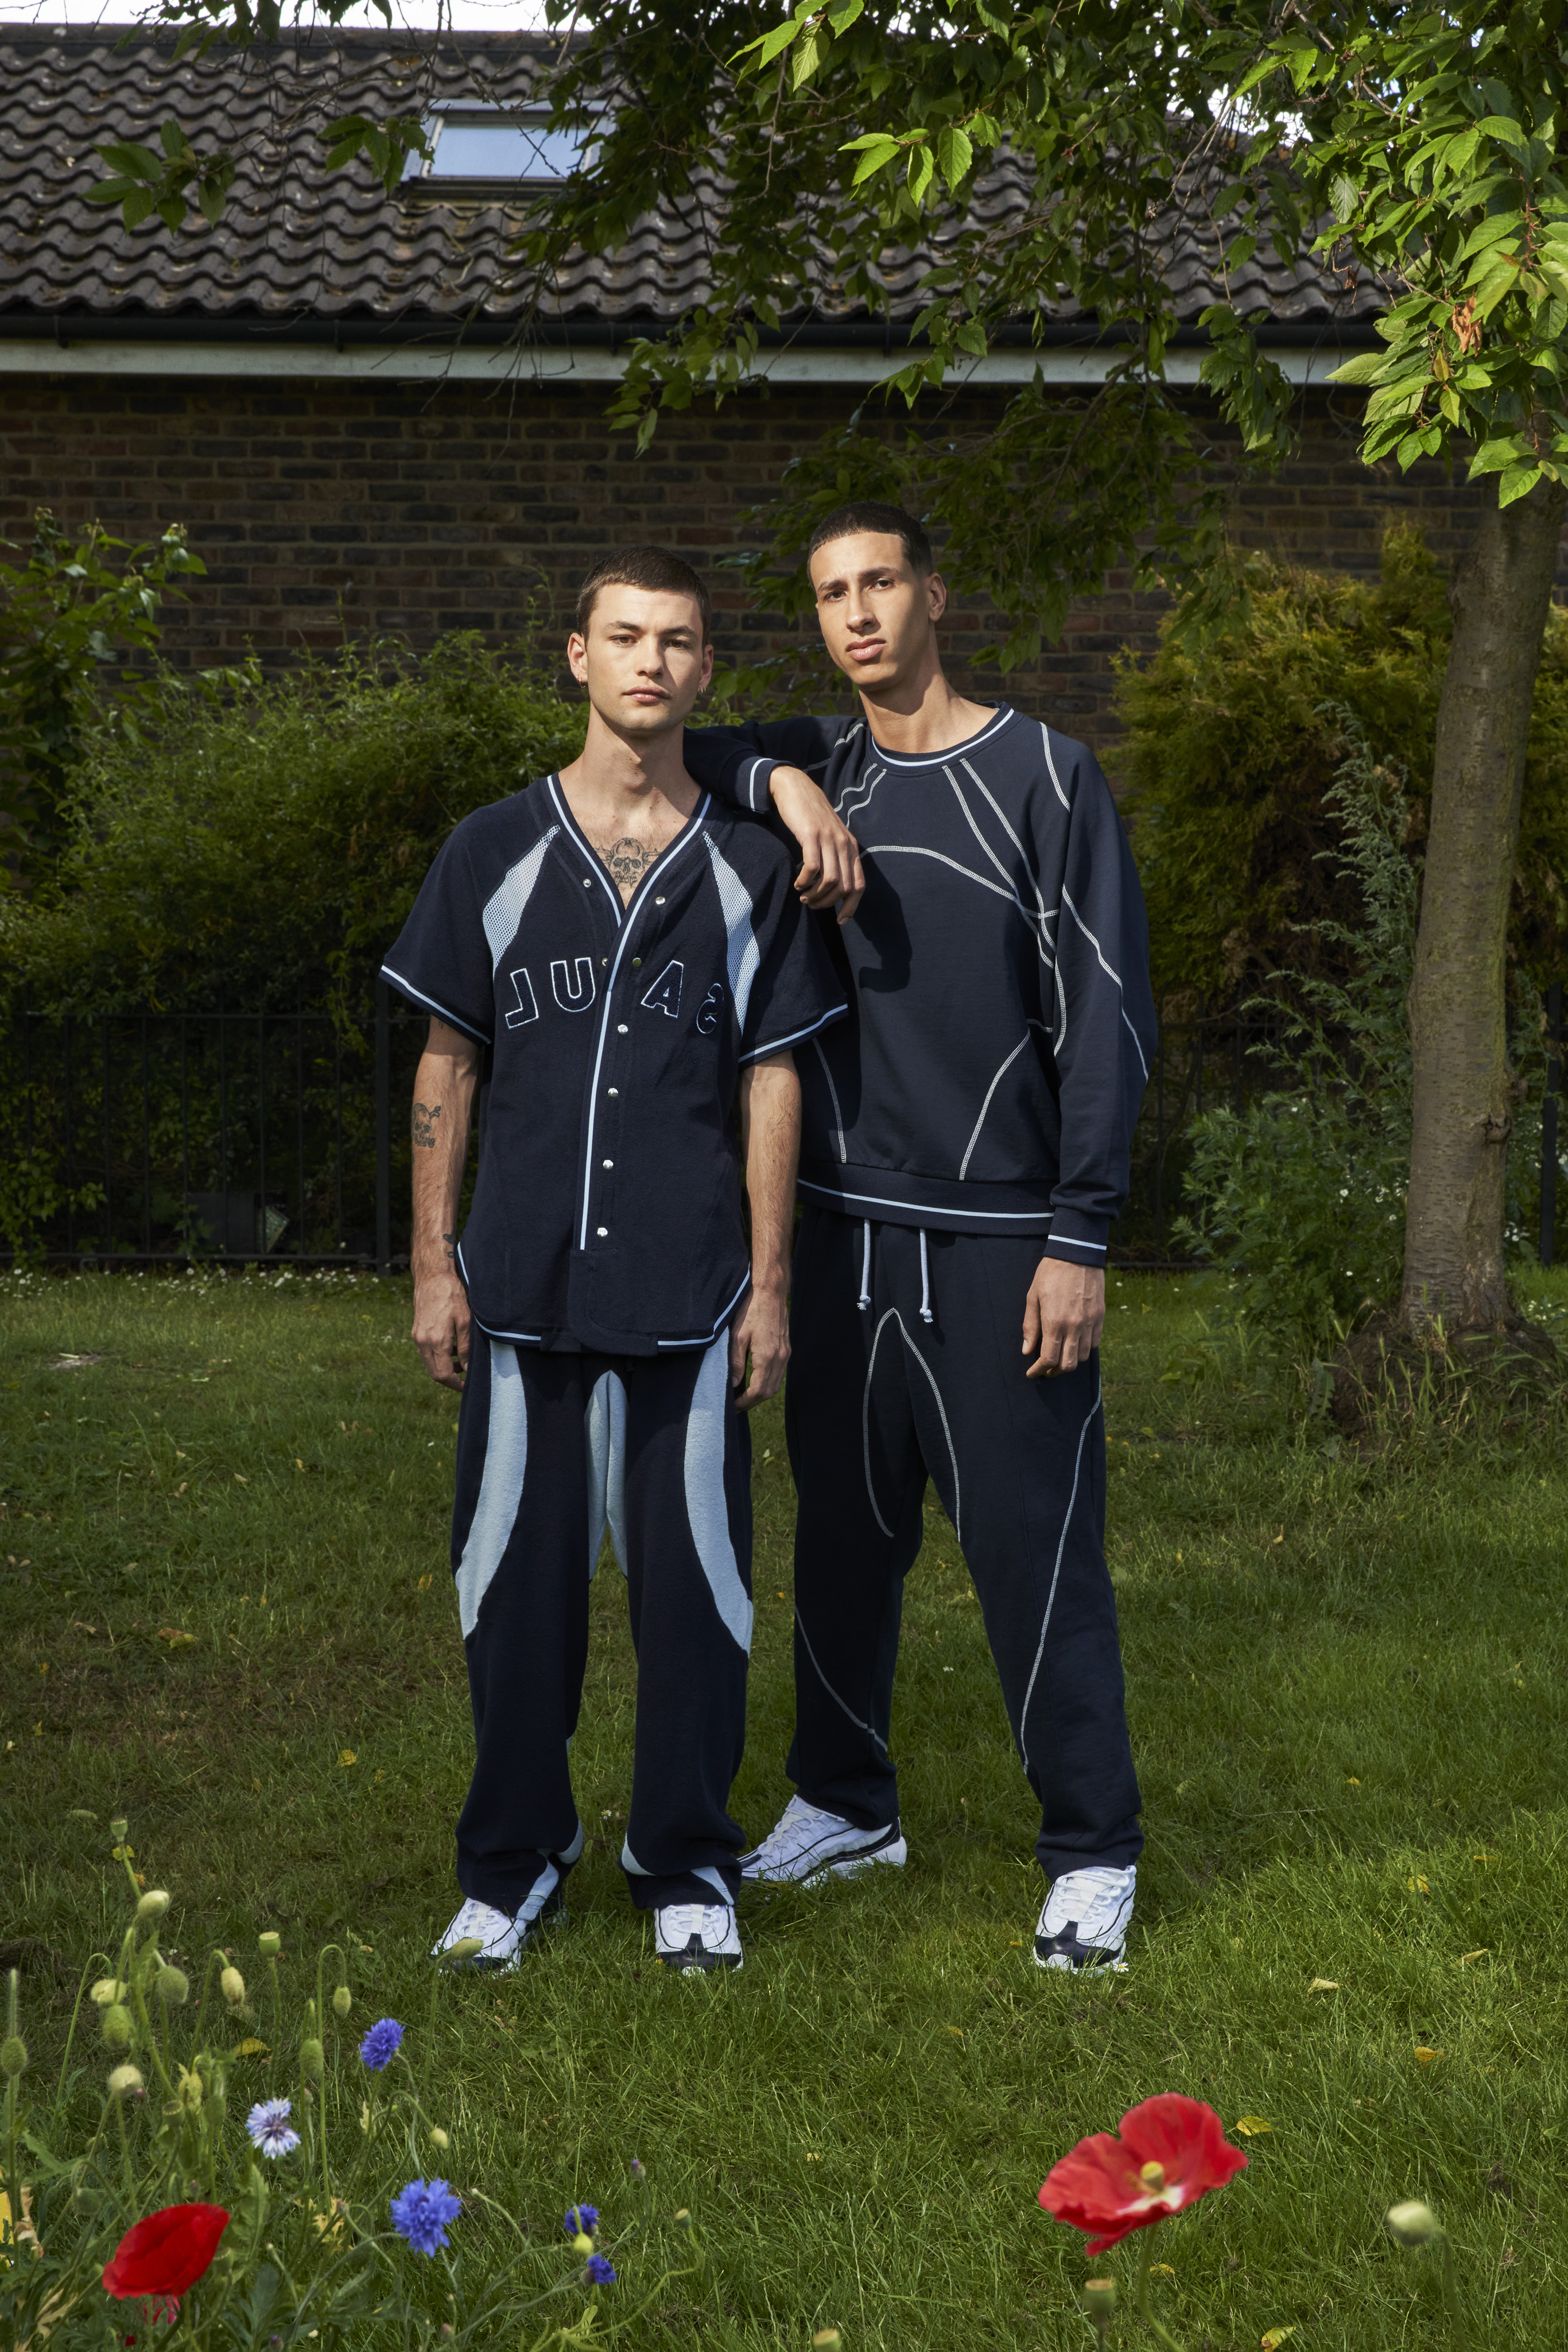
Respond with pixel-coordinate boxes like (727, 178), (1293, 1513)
(806, 500), (933, 576)
(574, 546), (713, 642)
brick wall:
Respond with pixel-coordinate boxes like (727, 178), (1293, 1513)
(0, 367), (1528, 769)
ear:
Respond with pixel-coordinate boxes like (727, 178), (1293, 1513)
(698, 641), (715, 693)
(566, 630), (589, 684)
(925, 571), (949, 623)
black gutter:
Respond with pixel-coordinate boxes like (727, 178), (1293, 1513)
(0, 307), (1383, 353)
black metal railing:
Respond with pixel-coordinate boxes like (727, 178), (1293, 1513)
(3, 981), (1563, 1273)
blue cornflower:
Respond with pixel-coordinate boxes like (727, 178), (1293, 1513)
(585, 2255), (616, 2287)
(359, 2017), (405, 2072)
(246, 2097), (300, 2158)
(390, 2177), (461, 2257)
(564, 2205), (600, 2238)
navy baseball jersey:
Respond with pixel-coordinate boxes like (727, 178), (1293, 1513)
(382, 776), (846, 1354)
(682, 706), (1156, 1262)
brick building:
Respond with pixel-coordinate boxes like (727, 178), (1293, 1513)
(0, 22), (1504, 755)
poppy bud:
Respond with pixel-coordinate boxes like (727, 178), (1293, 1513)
(1, 2035), (26, 2078)
(1387, 2200), (1441, 2248)
(108, 2063), (145, 2098)
(258, 1932), (282, 1958)
(110, 1816), (129, 1839)
(674, 2209), (690, 2227)
(177, 2064), (204, 2114)
(813, 2333), (843, 2351)
(332, 1986), (351, 2020)
(91, 1977), (128, 2007)
(154, 1966), (189, 2006)
(137, 1889), (171, 1922)
(102, 2004), (133, 2051)
(572, 2231), (594, 2255)
(222, 1967), (246, 2007)
(444, 1938), (483, 1966)
(1082, 2279), (1117, 2320)
(301, 2037), (324, 2081)
(429, 2127), (449, 2150)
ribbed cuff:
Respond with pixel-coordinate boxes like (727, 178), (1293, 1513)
(736, 754), (782, 813)
(1043, 1210), (1111, 1264)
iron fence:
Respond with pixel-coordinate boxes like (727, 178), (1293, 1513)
(3, 979), (1563, 1272)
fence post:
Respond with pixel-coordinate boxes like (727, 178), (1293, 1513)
(1543, 978), (1563, 1270)
(375, 978), (391, 1275)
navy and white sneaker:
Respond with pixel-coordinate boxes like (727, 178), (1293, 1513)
(430, 1874), (566, 1974)
(654, 1902), (743, 1974)
(1033, 1865), (1135, 1973)
(740, 1795), (907, 1885)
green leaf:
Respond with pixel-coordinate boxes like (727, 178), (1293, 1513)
(1497, 462), (1543, 506)
(735, 14), (804, 69)
(825, 0), (863, 27)
(844, 133), (901, 187)
(1469, 436), (1527, 477)
(907, 144), (935, 207)
(1456, 210), (1524, 264)
(791, 20), (826, 88)
(86, 177), (135, 207)
(1329, 351), (1388, 386)
(936, 125), (973, 189)
(1480, 114), (1528, 154)
(1226, 233), (1258, 269)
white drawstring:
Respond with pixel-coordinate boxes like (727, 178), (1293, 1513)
(918, 1230), (933, 1323)
(857, 1219), (872, 1311)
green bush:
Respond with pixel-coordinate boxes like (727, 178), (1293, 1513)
(1, 634), (588, 1019)
(1171, 711), (1415, 1350)
(1116, 525), (1568, 1002)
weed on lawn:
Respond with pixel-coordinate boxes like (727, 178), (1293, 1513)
(2, 1265), (1566, 2348)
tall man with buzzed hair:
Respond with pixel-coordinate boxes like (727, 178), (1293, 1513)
(383, 545), (845, 1977)
(682, 500), (1155, 1971)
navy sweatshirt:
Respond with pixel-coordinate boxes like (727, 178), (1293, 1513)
(382, 777), (845, 1353)
(682, 705), (1155, 1264)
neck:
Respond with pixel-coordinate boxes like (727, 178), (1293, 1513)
(562, 707), (699, 827)
(852, 649), (995, 757)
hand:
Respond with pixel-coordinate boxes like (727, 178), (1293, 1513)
(412, 1270), (471, 1391)
(768, 766), (865, 922)
(1023, 1259), (1105, 1379)
(728, 1273), (790, 1409)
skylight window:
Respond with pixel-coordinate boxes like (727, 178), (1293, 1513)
(402, 106), (590, 185)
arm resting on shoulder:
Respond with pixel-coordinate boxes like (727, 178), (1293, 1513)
(684, 722), (864, 919)
(410, 1015), (482, 1390)
(729, 1051), (801, 1408)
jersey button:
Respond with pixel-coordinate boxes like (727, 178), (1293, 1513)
(654, 895), (666, 905)
(602, 1158), (614, 1169)
(583, 877), (592, 887)
(607, 1087), (618, 1097)
(632, 957), (642, 968)
(596, 1226), (608, 1238)
(616, 1022), (628, 1034)
(600, 956), (608, 967)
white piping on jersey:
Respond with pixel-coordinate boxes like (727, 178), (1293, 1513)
(702, 831), (762, 1032)
(918, 1230), (932, 1324)
(799, 1175), (1051, 1222)
(738, 1001), (846, 1067)
(585, 1366), (628, 1578)
(960, 760), (1058, 961)
(795, 1606), (890, 1756)
(814, 1036), (848, 1163)
(866, 707), (1014, 768)
(868, 844), (1020, 903)
(654, 1265), (753, 1350)
(835, 762), (887, 826)
(455, 1339), (527, 1640)
(576, 805), (712, 1251)
(958, 1033), (1032, 1181)
(1018, 1370), (1102, 1775)
(547, 778), (623, 924)
(1061, 886), (1152, 1083)
(863, 1307), (961, 1543)
(378, 964), (489, 1045)
(1040, 723), (1072, 811)
(944, 769), (1051, 963)
(685, 1334), (754, 1654)
(481, 825), (560, 970)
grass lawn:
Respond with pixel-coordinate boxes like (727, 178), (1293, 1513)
(3, 1264), (1567, 2350)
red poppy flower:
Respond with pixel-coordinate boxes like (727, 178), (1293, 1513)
(1039, 2095), (1247, 2255)
(102, 2204), (230, 2303)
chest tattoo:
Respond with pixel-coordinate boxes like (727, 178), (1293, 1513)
(593, 834), (658, 905)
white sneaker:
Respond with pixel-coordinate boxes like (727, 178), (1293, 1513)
(430, 1874), (565, 1974)
(1033, 1865), (1135, 1972)
(740, 1794), (907, 1886)
(654, 1902), (743, 1974)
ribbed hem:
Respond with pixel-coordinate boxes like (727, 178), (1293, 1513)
(1041, 1208), (1112, 1262)
(797, 1160), (1054, 1235)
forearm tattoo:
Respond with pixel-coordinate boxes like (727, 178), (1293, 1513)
(593, 834), (657, 904)
(413, 1101), (442, 1150)
(441, 1229), (457, 1263)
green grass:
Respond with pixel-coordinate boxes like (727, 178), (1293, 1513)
(3, 1264), (1568, 2350)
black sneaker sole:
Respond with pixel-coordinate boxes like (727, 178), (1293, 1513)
(658, 1941), (743, 1974)
(1033, 1926), (1127, 1973)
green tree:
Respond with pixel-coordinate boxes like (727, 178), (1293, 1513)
(102, 0), (1568, 1340)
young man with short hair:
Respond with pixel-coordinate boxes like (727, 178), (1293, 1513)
(383, 547), (844, 1975)
(682, 501), (1155, 1971)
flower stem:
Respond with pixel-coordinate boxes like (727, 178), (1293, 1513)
(1132, 2231), (1187, 2352)
(1439, 2234), (1472, 2352)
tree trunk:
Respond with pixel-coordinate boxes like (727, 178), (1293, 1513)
(1400, 470), (1568, 1332)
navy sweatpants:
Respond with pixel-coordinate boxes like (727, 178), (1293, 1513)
(783, 1208), (1142, 1878)
(451, 1331), (754, 1914)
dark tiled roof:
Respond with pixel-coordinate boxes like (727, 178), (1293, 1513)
(0, 24), (1382, 334)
